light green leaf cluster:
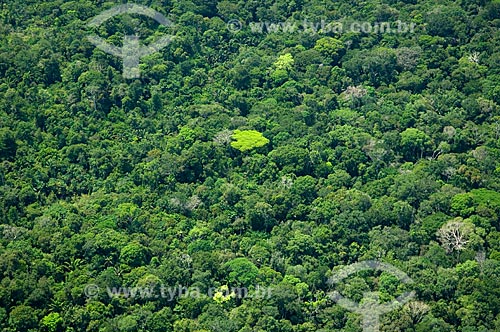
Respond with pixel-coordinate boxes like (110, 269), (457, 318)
(231, 130), (269, 152)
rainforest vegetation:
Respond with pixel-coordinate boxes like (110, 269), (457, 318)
(1, 0), (500, 331)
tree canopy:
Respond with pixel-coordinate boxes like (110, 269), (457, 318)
(0, 0), (500, 331)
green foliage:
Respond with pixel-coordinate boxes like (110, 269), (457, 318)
(8, 305), (37, 332)
(120, 242), (149, 267)
(400, 128), (432, 161)
(1, 0), (500, 331)
(314, 37), (345, 63)
(273, 53), (294, 71)
(0, 128), (17, 161)
(452, 189), (500, 217)
(271, 53), (295, 83)
(230, 130), (270, 152)
(343, 47), (398, 86)
(451, 193), (476, 216)
(40, 312), (63, 332)
(224, 258), (259, 286)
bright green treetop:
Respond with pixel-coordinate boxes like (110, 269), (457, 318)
(230, 130), (270, 152)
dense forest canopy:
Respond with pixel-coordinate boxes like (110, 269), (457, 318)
(1, 0), (500, 331)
